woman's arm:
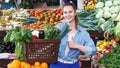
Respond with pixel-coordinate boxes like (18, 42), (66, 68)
(68, 33), (96, 57)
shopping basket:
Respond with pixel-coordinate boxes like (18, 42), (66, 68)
(24, 39), (60, 64)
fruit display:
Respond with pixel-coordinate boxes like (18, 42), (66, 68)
(7, 59), (48, 68)
(21, 9), (63, 30)
(92, 40), (116, 60)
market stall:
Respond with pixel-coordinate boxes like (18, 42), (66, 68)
(0, 0), (120, 68)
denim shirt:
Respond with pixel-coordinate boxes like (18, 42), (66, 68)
(55, 22), (96, 61)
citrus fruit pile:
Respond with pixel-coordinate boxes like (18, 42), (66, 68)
(7, 59), (48, 68)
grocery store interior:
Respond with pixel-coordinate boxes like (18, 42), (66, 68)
(1, 0), (120, 68)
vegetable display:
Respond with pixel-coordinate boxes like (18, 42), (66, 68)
(98, 44), (120, 68)
(95, 0), (120, 38)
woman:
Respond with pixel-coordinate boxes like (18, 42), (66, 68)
(50, 2), (96, 68)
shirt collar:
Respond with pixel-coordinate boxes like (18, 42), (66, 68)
(77, 25), (82, 32)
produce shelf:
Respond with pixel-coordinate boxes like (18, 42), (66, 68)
(88, 30), (104, 38)
(0, 30), (104, 39)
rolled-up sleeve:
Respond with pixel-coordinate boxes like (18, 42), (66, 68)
(83, 32), (97, 57)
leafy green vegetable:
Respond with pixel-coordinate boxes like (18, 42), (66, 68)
(15, 42), (24, 61)
(10, 31), (22, 42)
(4, 31), (12, 42)
(78, 9), (100, 30)
(56, 22), (70, 39)
(44, 24), (61, 39)
(4, 26), (32, 61)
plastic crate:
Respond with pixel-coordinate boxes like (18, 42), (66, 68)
(24, 39), (60, 64)
(0, 59), (13, 68)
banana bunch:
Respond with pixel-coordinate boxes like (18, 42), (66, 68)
(96, 40), (116, 55)
(84, 0), (96, 10)
(96, 40), (113, 50)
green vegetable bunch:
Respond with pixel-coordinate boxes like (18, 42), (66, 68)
(44, 24), (61, 39)
(44, 23), (70, 39)
(98, 44), (120, 68)
(4, 26), (32, 61)
(78, 9), (100, 30)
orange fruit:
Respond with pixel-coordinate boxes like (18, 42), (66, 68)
(31, 65), (36, 68)
(21, 61), (27, 68)
(35, 65), (42, 68)
(41, 62), (48, 68)
(12, 59), (21, 64)
(24, 63), (31, 68)
(11, 59), (21, 68)
(11, 63), (21, 68)
(34, 61), (40, 66)
(7, 63), (12, 68)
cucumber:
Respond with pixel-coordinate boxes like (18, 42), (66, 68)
(22, 17), (38, 25)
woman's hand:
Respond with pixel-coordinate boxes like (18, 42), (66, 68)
(68, 37), (87, 53)
(68, 37), (79, 49)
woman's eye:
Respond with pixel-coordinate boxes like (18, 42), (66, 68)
(63, 11), (73, 14)
(69, 11), (72, 13)
(64, 12), (67, 14)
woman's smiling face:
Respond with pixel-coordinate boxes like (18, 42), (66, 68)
(63, 6), (76, 23)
